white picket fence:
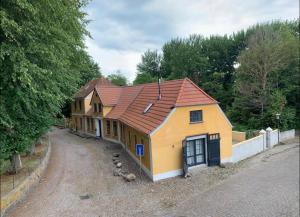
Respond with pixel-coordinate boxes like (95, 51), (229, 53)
(232, 128), (295, 163)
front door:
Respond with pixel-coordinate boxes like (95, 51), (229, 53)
(184, 137), (206, 167)
(95, 119), (101, 137)
(207, 133), (221, 166)
(98, 120), (102, 138)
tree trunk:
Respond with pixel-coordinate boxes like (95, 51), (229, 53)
(10, 154), (23, 174)
(30, 143), (36, 155)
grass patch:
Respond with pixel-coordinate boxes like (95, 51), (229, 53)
(0, 142), (48, 197)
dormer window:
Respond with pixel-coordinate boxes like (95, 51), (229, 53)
(143, 103), (153, 114)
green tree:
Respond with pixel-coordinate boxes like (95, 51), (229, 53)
(0, 0), (96, 173)
(107, 71), (128, 86)
(230, 24), (298, 129)
(133, 72), (156, 85)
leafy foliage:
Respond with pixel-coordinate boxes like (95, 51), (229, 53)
(231, 23), (298, 129)
(107, 71), (128, 86)
(134, 20), (299, 130)
(0, 0), (101, 164)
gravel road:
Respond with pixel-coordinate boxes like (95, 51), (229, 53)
(6, 128), (299, 217)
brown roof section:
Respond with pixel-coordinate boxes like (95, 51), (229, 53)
(118, 78), (217, 134)
(91, 77), (217, 135)
(94, 86), (123, 106)
(118, 79), (184, 134)
(175, 78), (217, 106)
(75, 77), (114, 98)
(106, 86), (143, 119)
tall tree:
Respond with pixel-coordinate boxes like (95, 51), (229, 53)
(230, 24), (298, 129)
(137, 50), (162, 77)
(0, 0), (97, 172)
(133, 72), (156, 85)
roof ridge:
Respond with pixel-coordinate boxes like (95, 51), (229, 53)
(131, 78), (185, 87)
(175, 78), (186, 106)
(185, 77), (218, 103)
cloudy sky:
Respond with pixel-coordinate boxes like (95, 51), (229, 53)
(84, 0), (298, 82)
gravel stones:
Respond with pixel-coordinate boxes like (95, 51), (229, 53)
(125, 173), (136, 182)
(116, 162), (122, 168)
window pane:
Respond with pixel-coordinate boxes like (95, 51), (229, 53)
(187, 157), (194, 165)
(186, 141), (194, 156)
(190, 110), (202, 122)
(195, 139), (204, 154)
(196, 155), (204, 163)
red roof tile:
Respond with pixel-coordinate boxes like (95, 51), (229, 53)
(93, 78), (217, 135)
(175, 78), (217, 106)
(106, 86), (143, 119)
(95, 86), (122, 106)
(75, 77), (114, 98)
(118, 78), (217, 134)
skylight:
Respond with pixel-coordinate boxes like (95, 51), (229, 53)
(84, 85), (90, 90)
(143, 103), (153, 114)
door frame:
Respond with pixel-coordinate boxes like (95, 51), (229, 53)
(184, 134), (208, 167)
(98, 119), (102, 138)
(95, 118), (102, 137)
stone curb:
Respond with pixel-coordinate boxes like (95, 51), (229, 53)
(0, 138), (52, 217)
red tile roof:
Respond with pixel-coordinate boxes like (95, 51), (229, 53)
(115, 78), (217, 134)
(94, 86), (122, 106)
(175, 78), (217, 106)
(75, 77), (114, 98)
(105, 86), (143, 119)
(92, 77), (217, 135)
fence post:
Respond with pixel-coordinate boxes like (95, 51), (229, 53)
(259, 129), (266, 151)
(266, 127), (272, 149)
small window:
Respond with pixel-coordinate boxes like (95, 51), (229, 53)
(94, 103), (97, 112)
(98, 103), (102, 112)
(143, 103), (153, 113)
(113, 121), (118, 136)
(80, 118), (83, 129)
(87, 118), (90, 131)
(74, 101), (77, 111)
(190, 110), (203, 123)
(106, 120), (111, 135)
(79, 100), (82, 111)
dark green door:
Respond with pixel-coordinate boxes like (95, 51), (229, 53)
(207, 133), (221, 166)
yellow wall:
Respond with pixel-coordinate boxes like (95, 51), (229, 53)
(121, 123), (151, 170)
(90, 90), (113, 117)
(150, 104), (232, 175)
(103, 120), (151, 170)
(232, 131), (246, 142)
(103, 106), (113, 116)
(71, 92), (93, 115)
(103, 119), (119, 140)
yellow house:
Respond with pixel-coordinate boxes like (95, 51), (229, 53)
(70, 77), (115, 135)
(84, 78), (233, 181)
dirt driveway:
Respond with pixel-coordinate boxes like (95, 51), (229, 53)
(7, 128), (299, 217)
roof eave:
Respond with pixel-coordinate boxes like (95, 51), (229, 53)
(174, 102), (219, 107)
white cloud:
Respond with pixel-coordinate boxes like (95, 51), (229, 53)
(85, 38), (141, 83)
(84, 0), (298, 82)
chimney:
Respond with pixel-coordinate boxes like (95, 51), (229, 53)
(157, 78), (161, 100)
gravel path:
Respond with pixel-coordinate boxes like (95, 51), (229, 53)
(6, 128), (299, 217)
